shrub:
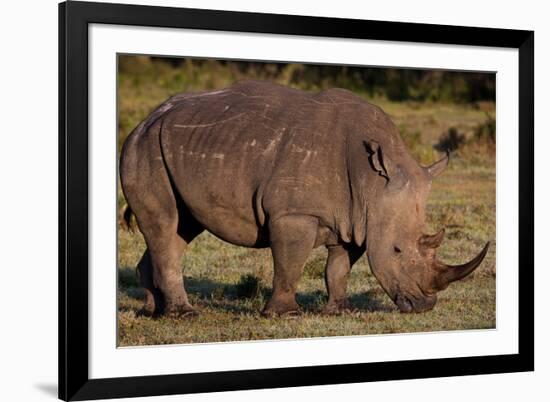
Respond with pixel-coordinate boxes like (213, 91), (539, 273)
(474, 113), (496, 144)
(434, 127), (465, 152)
(235, 274), (262, 299)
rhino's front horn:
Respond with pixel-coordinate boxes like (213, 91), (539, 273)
(435, 242), (490, 288)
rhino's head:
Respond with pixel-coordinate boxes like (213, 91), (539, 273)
(363, 140), (489, 313)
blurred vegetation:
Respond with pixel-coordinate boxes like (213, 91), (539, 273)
(119, 55), (495, 102)
(117, 55), (496, 346)
(118, 55), (495, 153)
(474, 113), (497, 144)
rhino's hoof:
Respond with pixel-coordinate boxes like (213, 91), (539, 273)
(280, 309), (302, 319)
(261, 308), (301, 318)
(136, 307), (156, 318)
(164, 306), (200, 319)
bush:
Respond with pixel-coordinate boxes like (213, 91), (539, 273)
(474, 113), (496, 144)
(235, 274), (263, 299)
(434, 127), (465, 152)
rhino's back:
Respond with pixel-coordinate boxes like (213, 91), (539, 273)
(155, 81), (369, 245)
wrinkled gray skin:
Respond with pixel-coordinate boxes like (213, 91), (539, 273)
(120, 80), (489, 317)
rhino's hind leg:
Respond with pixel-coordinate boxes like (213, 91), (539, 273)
(135, 250), (164, 317)
(323, 244), (365, 315)
(262, 215), (318, 317)
(121, 121), (204, 318)
(146, 215), (203, 318)
(125, 180), (203, 317)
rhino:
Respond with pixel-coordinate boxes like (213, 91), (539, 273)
(120, 80), (489, 317)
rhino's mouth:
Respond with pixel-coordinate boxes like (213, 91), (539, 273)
(395, 294), (413, 313)
(394, 293), (437, 313)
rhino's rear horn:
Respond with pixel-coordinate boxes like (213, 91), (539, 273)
(435, 242), (490, 288)
(425, 150), (450, 179)
(419, 229), (445, 249)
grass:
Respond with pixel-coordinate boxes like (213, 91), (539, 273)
(117, 57), (496, 346)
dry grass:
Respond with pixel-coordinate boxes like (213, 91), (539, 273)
(117, 59), (496, 346)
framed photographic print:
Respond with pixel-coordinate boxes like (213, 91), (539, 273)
(59, 1), (534, 400)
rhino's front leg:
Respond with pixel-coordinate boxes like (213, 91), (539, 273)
(323, 243), (365, 315)
(262, 215), (318, 317)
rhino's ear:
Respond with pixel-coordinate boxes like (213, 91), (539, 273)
(365, 140), (389, 179)
(364, 140), (407, 189)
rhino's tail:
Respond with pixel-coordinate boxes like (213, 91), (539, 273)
(119, 204), (136, 232)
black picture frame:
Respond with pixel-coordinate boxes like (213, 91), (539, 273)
(59, 1), (534, 400)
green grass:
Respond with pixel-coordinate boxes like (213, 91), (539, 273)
(117, 58), (496, 346)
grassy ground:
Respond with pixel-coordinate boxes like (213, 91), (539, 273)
(117, 58), (496, 346)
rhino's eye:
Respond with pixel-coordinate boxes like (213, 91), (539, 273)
(393, 246), (402, 254)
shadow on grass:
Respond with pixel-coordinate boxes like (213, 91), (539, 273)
(118, 267), (395, 314)
(349, 291), (394, 313)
